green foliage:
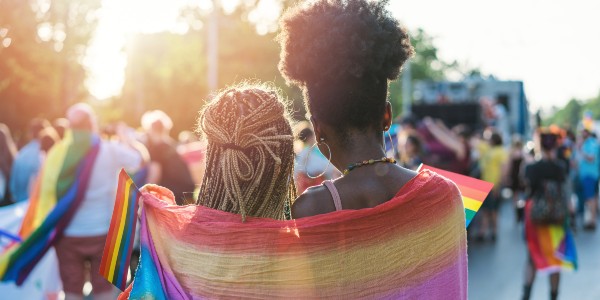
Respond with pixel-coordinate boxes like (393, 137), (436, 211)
(0, 0), (100, 143)
(389, 29), (456, 118)
(119, 4), (303, 135)
(544, 91), (600, 129)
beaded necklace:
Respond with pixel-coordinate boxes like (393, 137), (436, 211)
(342, 157), (396, 175)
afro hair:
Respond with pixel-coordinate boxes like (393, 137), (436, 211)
(278, 0), (414, 132)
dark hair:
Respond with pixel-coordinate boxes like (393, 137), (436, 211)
(0, 124), (17, 179)
(540, 133), (558, 151)
(278, 0), (414, 135)
(406, 134), (422, 153)
(29, 118), (50, 140)
(489, 132), (503, 147)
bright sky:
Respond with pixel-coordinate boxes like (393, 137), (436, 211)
(85, 0), (600, 111)
(390, 0), (600, 111)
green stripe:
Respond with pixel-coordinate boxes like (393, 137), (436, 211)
(464, 208), (477, 221)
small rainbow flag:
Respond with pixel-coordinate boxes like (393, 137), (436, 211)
(99, 169), (141, 291)
(418, 164), (493, 227)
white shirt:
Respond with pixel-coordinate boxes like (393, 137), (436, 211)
(64, 141), (142, 237)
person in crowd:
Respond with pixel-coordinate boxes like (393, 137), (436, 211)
(507, 135), (526, 223)
(577, 128), (599, 230)
(195, 84), (296, 220)
(476, 129), (508, 241)
(9, 118), (51, 203)
(398, 133), (423, 171)
(294, 121), (340, 194)
(278, 1), (467, 296)
(141, 110), (196, 205)
(279, 0), (462, 221)
(52, 118), (69, 140)
(422, 117), (472, 175)
(0, 124), (17, 206)
(52, 103), (146, 300)
(522, 130), (576, 300)
(176, 130), (207, 187)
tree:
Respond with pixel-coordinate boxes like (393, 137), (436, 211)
(544, 91), (600, 129)
(0, 0), (100, 142)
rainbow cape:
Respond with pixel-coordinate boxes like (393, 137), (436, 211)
(107, 170), (467, 299)
(418, 164), (493, 227)
(0, 130), (100, 285)
(525, 201), (577, 273)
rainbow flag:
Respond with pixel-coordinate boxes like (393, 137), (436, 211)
(106, 170), (467, 299)
(0, 131), (100, 285)
(99, 169), (141, 291)
(418, 164), (493, 227)
(524, 202), (577, 273)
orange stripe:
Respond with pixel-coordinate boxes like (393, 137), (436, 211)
(458, 185), (488, 202)
(100, 170), (127, 276)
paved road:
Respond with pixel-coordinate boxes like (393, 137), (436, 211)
(468, 200), (600, 300)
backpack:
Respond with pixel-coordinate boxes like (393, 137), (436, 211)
(530, 179), (567, 225)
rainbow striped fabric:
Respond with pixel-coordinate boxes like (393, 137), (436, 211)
(524, 201), (577, 273)
(108, 170), (467, 299)
(0, 131), (100, 285)
(418, 164), (493, 227)
(100, 169), (141, 291)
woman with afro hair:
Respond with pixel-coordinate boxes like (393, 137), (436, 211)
(278, 0), (464, 218)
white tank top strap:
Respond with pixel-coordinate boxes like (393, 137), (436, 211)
(323, 180), (342, 211)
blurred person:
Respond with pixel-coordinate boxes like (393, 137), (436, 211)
(176, 131), (207, 187)
(52, 118), (69, 140)
(521, 131), (576, 300)
(141, 110), (195, 205)
(577, 128), (599, 230)
(507, 135), (526, 223)
(9, 118), (50, 203)
(493, 96), (510, 146)
(422, 117), (473, 175)
(0, 124), (17, 207)
(56, 104), (145, 300)
(0, 103), (146, 300)
(476, 129), (508, 241)
(398, 133), (423, 171)
(279, 1), (467, 298)
(293, 121), (340, 194)
(178, 130), (198, 144)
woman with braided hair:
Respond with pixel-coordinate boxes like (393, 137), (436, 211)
(195, 84), (296, 221)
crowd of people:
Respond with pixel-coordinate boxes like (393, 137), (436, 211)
(0, 0), (598, 299)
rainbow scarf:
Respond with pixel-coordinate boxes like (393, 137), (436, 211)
(0, 130), (100, 285)
(114, 170), (467, 299)
(525, 201), (577, 273)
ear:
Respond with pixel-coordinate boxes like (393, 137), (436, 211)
(310, 116), (324, 141)
(382, 101), (393, 131)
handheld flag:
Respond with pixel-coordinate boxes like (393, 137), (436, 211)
(99, 169), (141, 291)
(418, 164), (493, 227)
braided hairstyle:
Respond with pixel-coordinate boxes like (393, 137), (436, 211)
(196, 84), (296, 221)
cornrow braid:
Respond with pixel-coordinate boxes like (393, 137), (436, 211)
(196, 84), (297, 221)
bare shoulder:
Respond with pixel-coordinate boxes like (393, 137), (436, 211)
(292, 185), (336, 219)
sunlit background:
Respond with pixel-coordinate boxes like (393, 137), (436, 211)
(2, 0), (600, 137)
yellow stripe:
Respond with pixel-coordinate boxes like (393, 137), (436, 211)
(35, 131), (72, 226)
(107, 179), (132, 282)
(462, 196), (483, 211)
(0, 246), (18, 276)
(146, 203), (465, 294)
